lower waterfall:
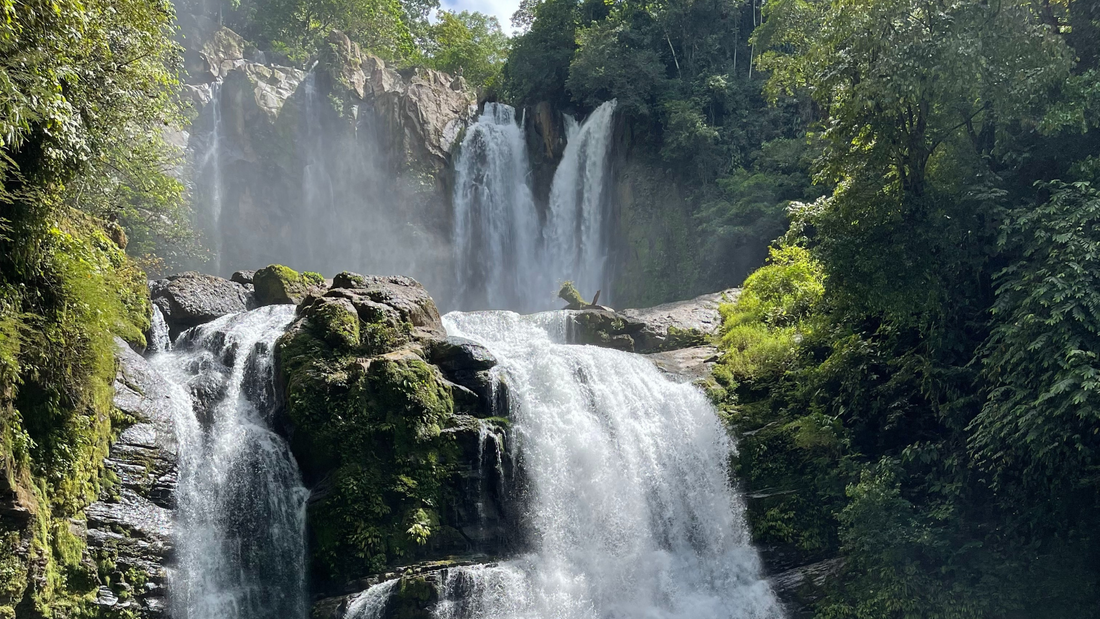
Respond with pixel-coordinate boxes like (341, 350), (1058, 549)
(152, 306), (309, 619)
(427, 310), (784, 619)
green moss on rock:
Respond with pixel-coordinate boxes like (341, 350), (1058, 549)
(310, 298), (361, 348)
(0, 210), (150, 616)
(277, 294), (459, 585)
(254, 264), (311, 305)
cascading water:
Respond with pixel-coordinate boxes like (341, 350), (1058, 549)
(434, 310), (784, 619)
(345, 580), (400, 619)
(452, 101), (619, 312)
(192, 84), (227, 276)
(151, 306), (309, 619)
(545, 101), (618, 305)
(148, 304), (172, 353)
(452, 103), (542, 311)
(300, 71), (339, 269)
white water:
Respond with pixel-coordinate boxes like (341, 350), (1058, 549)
(345, 579), (400, 619)
(152, 306), (309, 619)
(438, 310), (784, 619)
(148, 304), (171, 353)
(452, 103), (542, 311)
(545, 101), (617, 305)
(452, 101), (619, 312)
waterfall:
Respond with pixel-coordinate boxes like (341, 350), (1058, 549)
(148, 304), (172, 353)
(437, 310), (784, 619)
(300, 71), (338, 270)
(192, 84), (227, 276)
(545, 100), (618, 305)
(344, 579), (399, 619)
(452, 103), (542, 312)
(451, 101), (619, 312)
(152, 306), (309, 619)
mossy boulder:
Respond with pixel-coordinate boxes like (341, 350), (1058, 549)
(328, 272), (444, 339)
(254, 264), (319, 305)
(277, 277), (466, 586)
(558, 281), (587, 309)
(309, 298), (360, 348)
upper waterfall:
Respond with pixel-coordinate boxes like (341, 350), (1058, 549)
(435, 310), (784, 619)
(152, 306), (309, 619)
(546, 100), (618, 306)
(452, 103), (542, 311)
(452, 101), (619, 312)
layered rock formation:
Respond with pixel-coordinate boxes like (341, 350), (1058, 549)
(80, 341), (180, 618)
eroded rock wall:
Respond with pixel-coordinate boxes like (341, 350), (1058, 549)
(178, 15), (476, 304)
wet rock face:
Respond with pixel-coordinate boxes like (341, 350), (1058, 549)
(80, 340), (179, 618)
(151, 272), (255, 336)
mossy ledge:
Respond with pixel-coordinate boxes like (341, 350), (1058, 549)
(275, 272), (514, 591)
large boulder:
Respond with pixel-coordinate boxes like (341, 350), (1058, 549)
(327, 272), (445, 340)
(253, 264), (324, 306)
(150, 272), (254, 335)
(276, 273), (515, 590)
(568, 288), (740, 354)
(620, 288), (738, 352)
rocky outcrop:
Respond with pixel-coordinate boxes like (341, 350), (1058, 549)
(621, 288), (738, 351)
(645, 345), (721, 384)
(276, 273), (515, 592)
(150, 271), (256, 336)
(565, 288), (738, 355)
(320, 31), (476, 174)
(770, 558), (845, 617)
(80, 339), (179, 618)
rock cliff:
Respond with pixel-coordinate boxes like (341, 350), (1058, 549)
(177, 13), (476, 301)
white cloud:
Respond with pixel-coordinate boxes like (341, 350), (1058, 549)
(440, 0), (524, 34)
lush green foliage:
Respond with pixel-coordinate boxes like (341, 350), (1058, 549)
(505, 0), (820, 302)
(718, 0), (1100, 616)
(1, 0), (180, 612)
(424, 11), (510, 91)
(210, 0), (510, 90)
(249, 0), (417, 62)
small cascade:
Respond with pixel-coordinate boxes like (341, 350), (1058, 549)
(545, 100), (618, 305)
(147, 304), (172, 353)
(452, 103), (542, 311)
(344, 580), (399, 619)
(432, 309), (784, 619)
(152, 306), (309, 619)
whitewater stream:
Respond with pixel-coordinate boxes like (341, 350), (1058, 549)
(452, 102), (618, 311)
(346, 310), (783, 619)
(151, 306), (309, 619)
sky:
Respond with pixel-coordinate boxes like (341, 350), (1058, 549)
(441, 0), (524, 34)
